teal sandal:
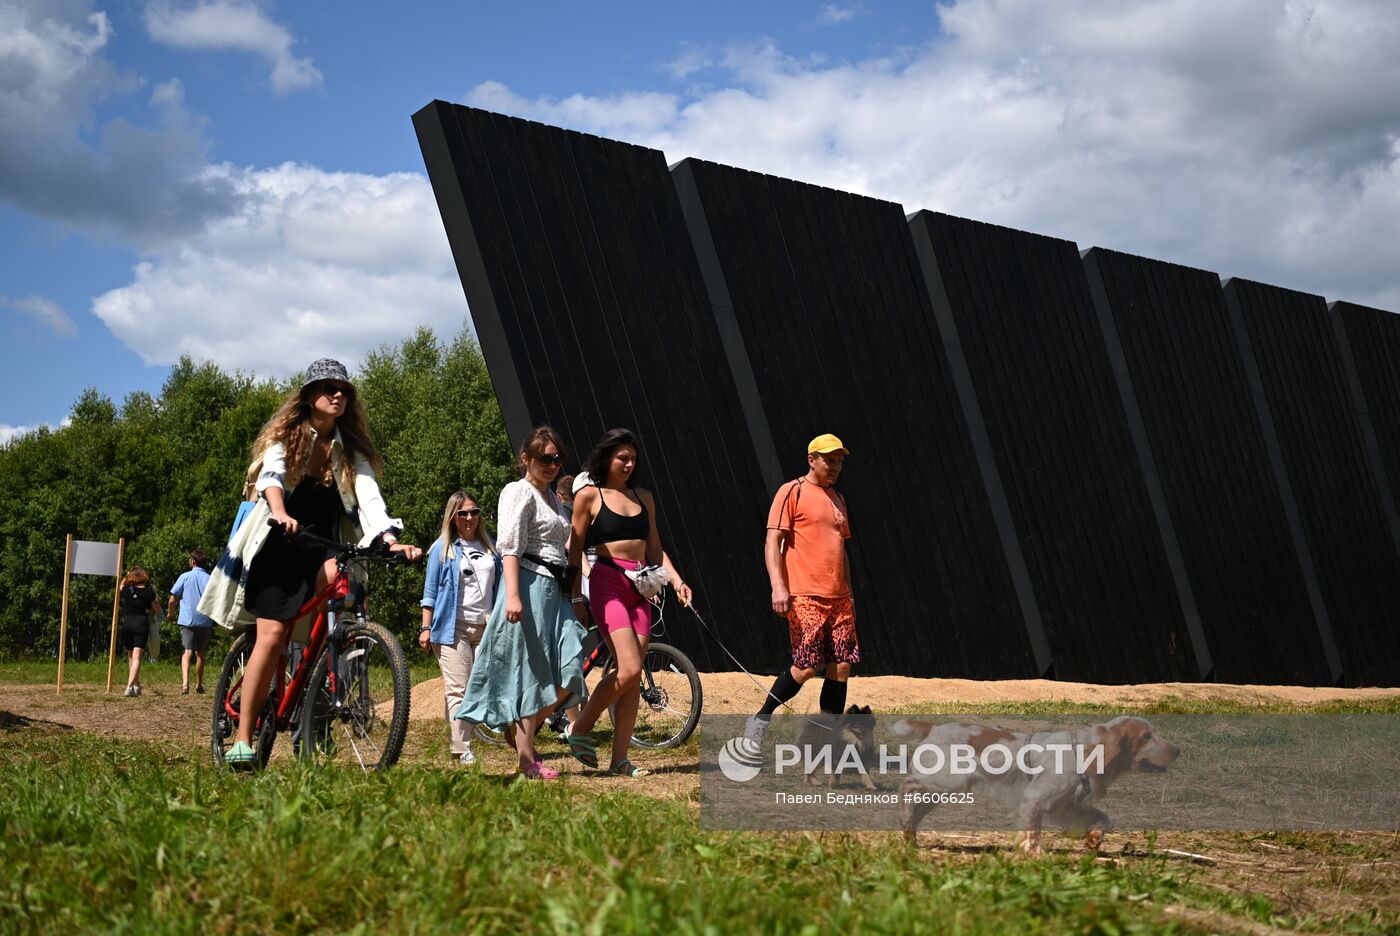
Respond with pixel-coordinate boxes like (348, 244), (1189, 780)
(564, 727), (598, 768)
(609, 759), (651, 778)
(226, 741), (258, 770)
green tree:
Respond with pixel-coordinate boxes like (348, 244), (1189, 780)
(0, 326), (511, 657)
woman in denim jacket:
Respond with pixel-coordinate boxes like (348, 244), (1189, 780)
(419, 490), (500, 766)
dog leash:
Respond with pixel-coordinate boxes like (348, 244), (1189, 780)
(671, 595), (832, 731)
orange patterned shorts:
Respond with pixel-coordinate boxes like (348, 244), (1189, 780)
(786, 594), (861, 670)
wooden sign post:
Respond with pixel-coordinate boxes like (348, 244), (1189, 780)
(56, 537), (124, 696)
(104, 539), (126, 693)
(56, 535), (74, 695)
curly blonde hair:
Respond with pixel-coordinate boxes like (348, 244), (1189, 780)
(245, 380), (382, 494)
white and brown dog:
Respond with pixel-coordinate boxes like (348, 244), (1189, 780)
(889, 715), (1179, 854)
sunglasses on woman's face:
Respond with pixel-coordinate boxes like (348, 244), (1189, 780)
(455, 508), (481, 519)
(535, 453), (564, 467)
(315, 382), (353, 398)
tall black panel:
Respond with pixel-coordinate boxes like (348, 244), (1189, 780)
(910, 212), (1195, 683)
(417, 102), (1399, 684)
(414, 101), (779, 669)
(1224, 281), (1400, 686)
(1083, 249), (1328, 683)
(672, 159), (1040, 677)
(1335, 301), (1400, 558)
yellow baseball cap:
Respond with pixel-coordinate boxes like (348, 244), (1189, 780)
(807, 433), (849, 455)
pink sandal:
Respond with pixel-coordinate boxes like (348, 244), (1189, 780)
(521, 759), (559, 780)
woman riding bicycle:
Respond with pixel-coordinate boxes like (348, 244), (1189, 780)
(565, 428), (692, 778)
(198, 358), (420, 768)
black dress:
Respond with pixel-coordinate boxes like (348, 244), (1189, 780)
(243, 477), (342, 620)
(120, 584), (157, 650)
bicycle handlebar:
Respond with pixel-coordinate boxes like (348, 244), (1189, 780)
(266, 518), (418, 565)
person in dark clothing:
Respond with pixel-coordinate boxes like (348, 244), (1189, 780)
(118, 566), (162, 697)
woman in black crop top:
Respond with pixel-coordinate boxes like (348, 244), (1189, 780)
(565, 428), (692, 778)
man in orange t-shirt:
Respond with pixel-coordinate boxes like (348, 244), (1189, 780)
(746, 433), (859, 742)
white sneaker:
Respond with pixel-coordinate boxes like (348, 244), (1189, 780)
(458, 750), (477, 767)
(123, 686), (136, 697)
(743, 715), (769, 745)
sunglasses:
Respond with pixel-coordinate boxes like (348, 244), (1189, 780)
(314, 382), (353, 398)
(534, 453), (564, 467)
(454, 508), (482, 519)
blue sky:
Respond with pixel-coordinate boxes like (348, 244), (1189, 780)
(4, 0), (1399, 439)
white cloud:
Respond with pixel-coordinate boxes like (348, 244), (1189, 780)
(144, 0), (321, 94)
(1, 293), (77, 335)
(92, 164), (464, 375)
(466, 0), (1400, 311)
(818, 4), (862, 25)
(0, 417), (68, 445)
(149, 77), (184, 108)
(665, 46), (715, 81)
(2, 1), (460, 380)
(467, 80), (679, 143)
(0, 0), (238, 245)
(0, 424), (37, 444)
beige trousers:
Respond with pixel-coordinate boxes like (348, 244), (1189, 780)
(435, 622), (484, 754)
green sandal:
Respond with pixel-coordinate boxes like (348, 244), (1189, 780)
(609, 759), (651, 778)
(226, 741), (258, 771)
(564, 727), (598, 768)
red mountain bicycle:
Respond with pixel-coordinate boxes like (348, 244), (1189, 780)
(210, 524), (414, 771)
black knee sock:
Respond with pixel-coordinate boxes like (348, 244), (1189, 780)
(757, 670), (803, 717)
(819, 678), (848, 715)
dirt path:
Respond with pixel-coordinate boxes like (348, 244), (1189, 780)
(8, 672), (1396, 742)
(408, 671), (1400, 721)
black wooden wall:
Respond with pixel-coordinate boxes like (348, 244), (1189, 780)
(1223, 281), (1400, 686)
(413, 100), (777, 669)
(909, 213), (1195, 683)
(1082, 249), (1329, 683)
(416, 100), (1400, 685)
(672, 160), (1038, 678)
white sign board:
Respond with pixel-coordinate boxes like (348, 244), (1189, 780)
(71, 540), (121, 577)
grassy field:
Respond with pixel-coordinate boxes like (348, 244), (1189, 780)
(3, 660), (1398, 934)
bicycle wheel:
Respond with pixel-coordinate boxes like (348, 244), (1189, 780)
(210, 631), (277, 769)
(472, 657), (599, 746)
(629, 642), (702, 749)
(297, 621), (410, 770)
(473, 722), (511, 746)
(473, 717), (557, 746)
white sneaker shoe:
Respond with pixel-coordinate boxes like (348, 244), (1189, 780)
(743, 715), (769, 745)
(123, 685), (136, 697)
(458, 749), (477, 767)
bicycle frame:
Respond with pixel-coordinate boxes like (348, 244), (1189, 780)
(223, 562), (352, 733)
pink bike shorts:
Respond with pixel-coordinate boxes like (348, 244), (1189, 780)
(589, 557), (652, 638)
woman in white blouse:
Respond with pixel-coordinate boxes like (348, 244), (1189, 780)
(455, 427), (586, 779)
(419, 491), (500, 766)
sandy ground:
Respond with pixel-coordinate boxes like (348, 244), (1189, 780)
(407, 671), (1400, 721)
(8, 671), (1397, 745)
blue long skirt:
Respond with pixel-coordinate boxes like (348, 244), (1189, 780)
(455, 566), (586, 730)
